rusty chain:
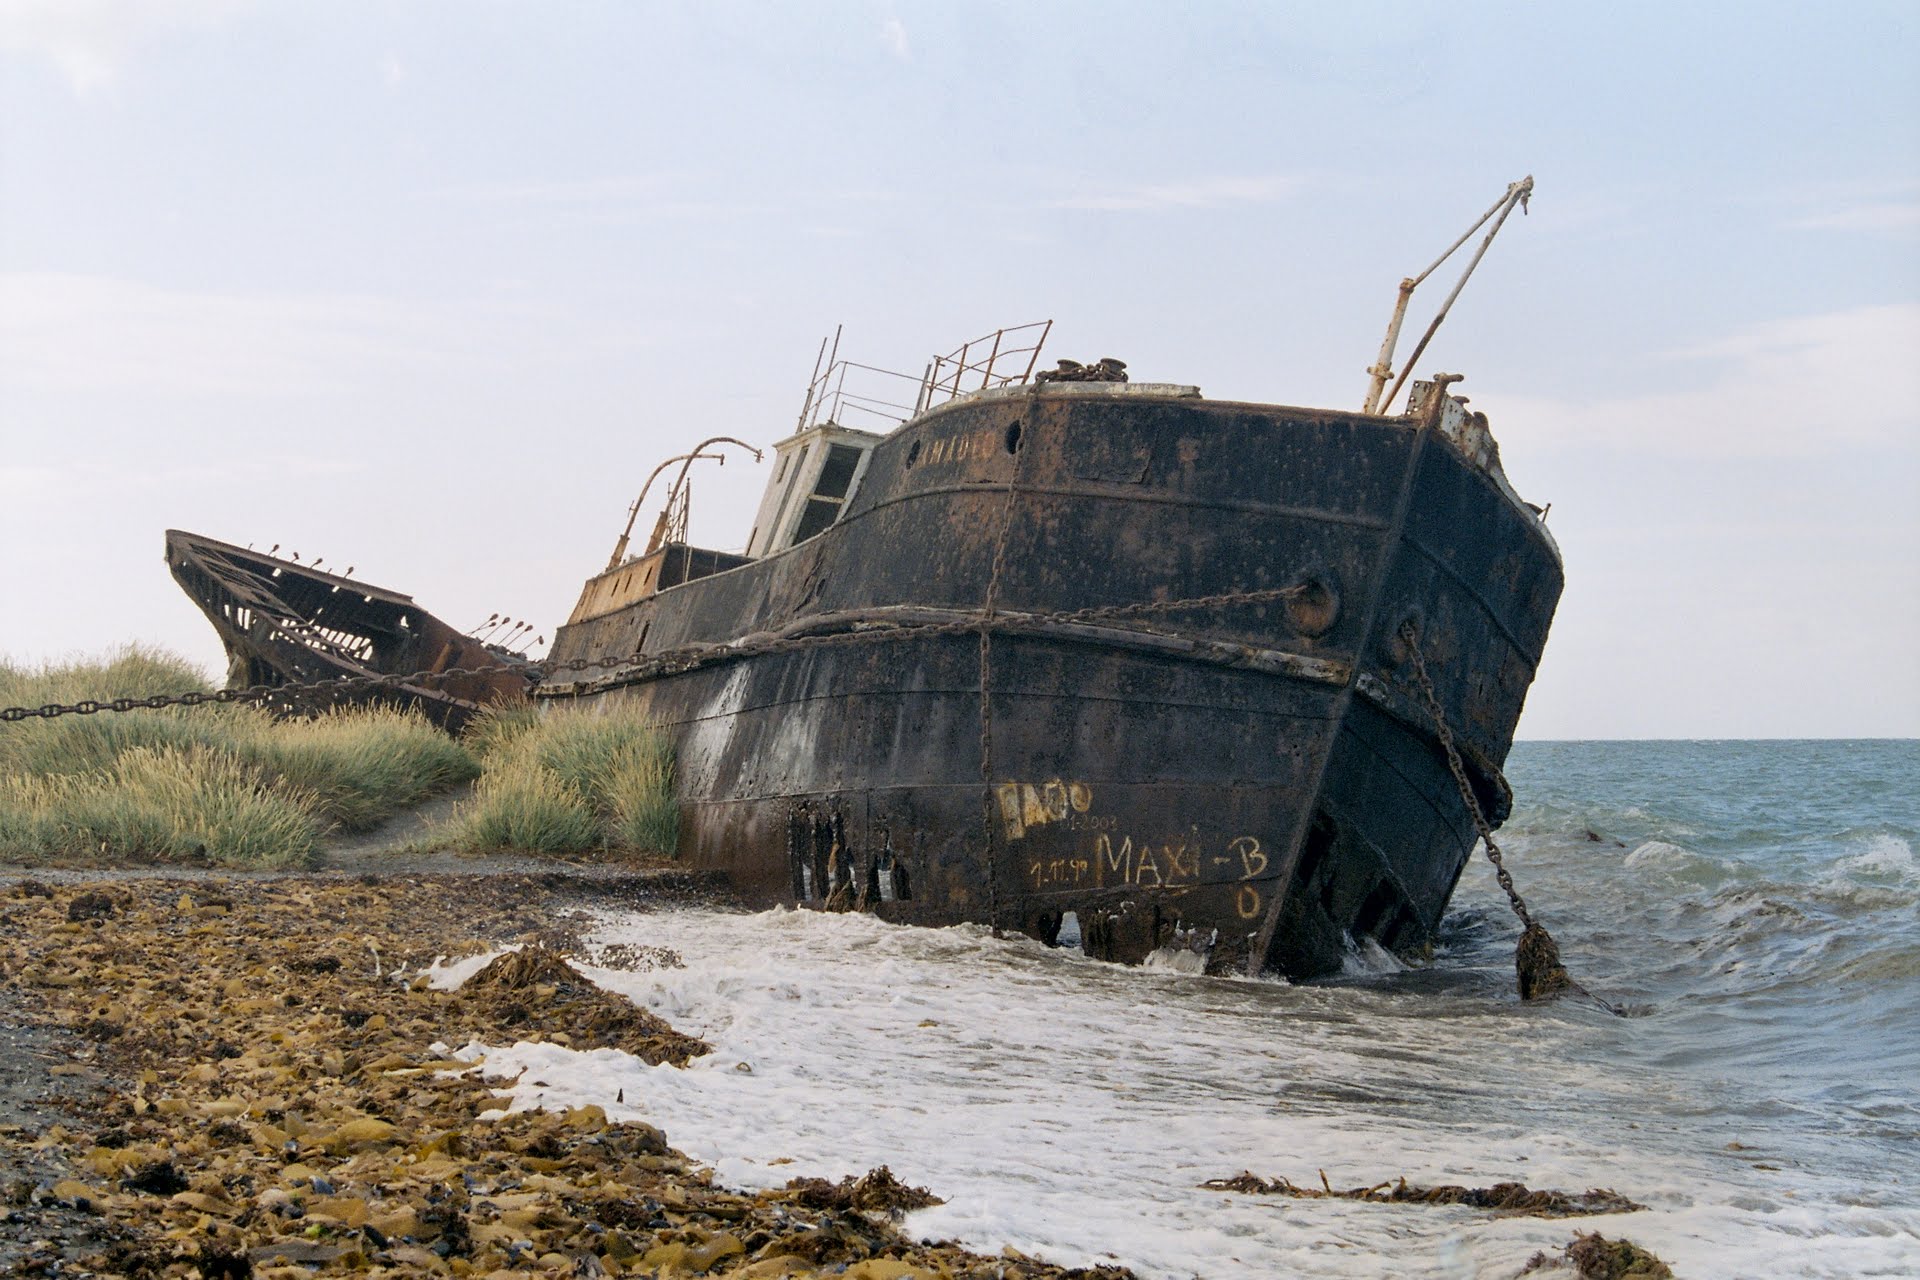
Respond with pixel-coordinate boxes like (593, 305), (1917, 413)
(0, 584), (1313, 726)
(974, 417), (1038, 933)
(1398, 623), (1535, 931)
(1398, 620), (1618, 1011)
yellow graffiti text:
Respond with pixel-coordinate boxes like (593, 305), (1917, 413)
(996, 779), (1094, 840)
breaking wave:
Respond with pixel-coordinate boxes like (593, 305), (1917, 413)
(1622, 838), (1735, 887)
(440, 741), (1917, 1278)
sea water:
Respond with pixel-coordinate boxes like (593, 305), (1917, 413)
(462, 740), (1920, 1278)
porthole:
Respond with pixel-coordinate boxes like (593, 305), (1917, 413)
(1004, 421), (1024, 454)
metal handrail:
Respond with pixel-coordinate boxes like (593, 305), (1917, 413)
(793, 320), (1054, 432)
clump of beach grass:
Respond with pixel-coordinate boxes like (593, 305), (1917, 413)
(460, 701), (542, 760)
(0, 647), (483, 867)
(450, 703), (677, 858)
(0, 645), (245, 781)
(0, 745), (323, 869)
(237, 705), (480, 833)
(453, 766), (603, 854)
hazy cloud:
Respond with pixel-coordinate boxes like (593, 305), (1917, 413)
(0, 273), (476, 398)
(423, 174), (685, 207)
(0, 0), (248, 96)
(1051, 175), (1303, 212)
(880, 18), (910, 61)
(1786, 201), (1920, 233)
(1492, 304), (1920, 458)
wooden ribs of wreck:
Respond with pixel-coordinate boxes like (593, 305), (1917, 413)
(165, 529), (532, 731)
(540, 377), (1562, 980)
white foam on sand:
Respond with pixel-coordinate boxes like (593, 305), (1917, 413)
(456, 907), (1920, 1280)
(416, 944), (519, 991)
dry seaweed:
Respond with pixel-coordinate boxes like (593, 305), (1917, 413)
(782, 1165), (946, 1216)
(1203, 1170), (1643, 1218)
(1517, 921), (1577, 1001)
(0, 874), (1138, 1280)
(446, 942), (710, 1066)
(1524, 1230), (1675, 1279)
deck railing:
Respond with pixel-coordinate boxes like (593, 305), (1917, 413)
(795, 320), (1053, 433)
(916, 320), (1053, 414)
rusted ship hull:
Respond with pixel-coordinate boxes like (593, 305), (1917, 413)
(541, 384), (1560, 978)
(166, 530), (531, 731)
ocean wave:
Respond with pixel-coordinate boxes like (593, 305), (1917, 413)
(1501, 801), (1727, 858)
(1827, 941), (1920, 985)
(1339, 933), (1410, 976)
(1624, 839), (1734, 888)
(1805, 833), (1920, 911)
(1833, 832), (1918, 882)
(1704, 889), (1815, 935)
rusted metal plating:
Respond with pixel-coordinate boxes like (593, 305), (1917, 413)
(539, 377), (1562, 980)
(163, 530), (532, 731)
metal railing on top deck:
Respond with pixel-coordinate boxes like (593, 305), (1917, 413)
(916, 319), (1053, 414)
(794, 321), (1053, 434)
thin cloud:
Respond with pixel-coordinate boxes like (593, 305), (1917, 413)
(418, 175), (903, 225)
(0, 273), (494, 399)
(422, 175), (687, 207)
(1491, 303), (1920, 459)
(880, 18), (910, 61)
(0, 0), (249, 97)
(1786, 202), (1920, 233)
(1050, 175), (1303, 212)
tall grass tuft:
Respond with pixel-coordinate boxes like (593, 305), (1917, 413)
(241, 705), (479, 832)
(1, 649), (483, 866)
(462, 703), (542, 760)
(2, 651), (677, 865)
(602, 735), (678, 854)
(450, 704), (678, 857)
(0, 645), (248, 780)
(0, 746), (321, 868)
(454, 767), (602, 854)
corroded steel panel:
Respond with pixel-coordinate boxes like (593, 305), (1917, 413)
(539, 386), (1561, 978)
(167, 530), (531, 730)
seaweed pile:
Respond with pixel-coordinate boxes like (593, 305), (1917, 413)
(1202, 1171), (1672, 1277)
(0, 875), (1133, 1279)
(1200, 1169), (1644, 1218)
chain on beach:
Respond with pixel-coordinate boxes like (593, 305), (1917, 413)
(5, 586), (1612, 1009)
(0, 584), (1312, 725)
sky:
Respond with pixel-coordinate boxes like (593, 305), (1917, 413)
(2, 1), (1916, 739)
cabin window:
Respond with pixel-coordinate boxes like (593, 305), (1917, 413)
(792, 443), (865, 544)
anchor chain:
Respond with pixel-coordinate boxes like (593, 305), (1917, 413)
(1398, 621), (1618, 1012)
(976, 415), (1036, 934)
(2, 584), (1315, 726)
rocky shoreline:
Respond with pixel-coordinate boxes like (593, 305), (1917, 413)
(0, 872), (1135, 1280)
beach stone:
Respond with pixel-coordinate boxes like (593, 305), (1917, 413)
(321, 1118), (400, 1151)
(844, 1261), (943, 1280)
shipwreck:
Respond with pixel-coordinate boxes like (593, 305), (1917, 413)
(536, 180), (1559, 977)
(165, 529), (533, 731)
(170, 177), (1559, 980)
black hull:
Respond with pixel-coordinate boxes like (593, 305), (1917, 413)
(541, 385), (1561, 978)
